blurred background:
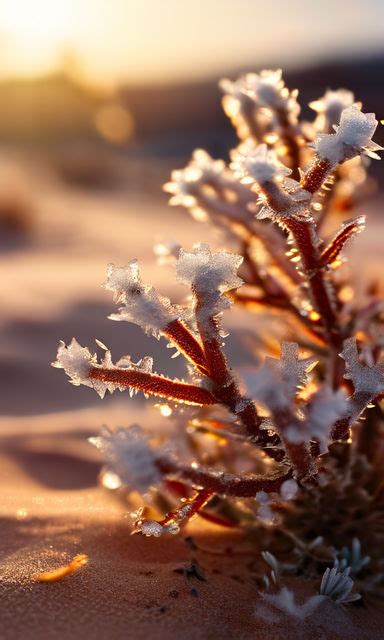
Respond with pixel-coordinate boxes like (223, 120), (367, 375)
(0, 0), (383, 418)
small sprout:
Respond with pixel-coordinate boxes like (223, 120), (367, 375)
(319, 567), (361, 604)
(261, 551), (281, 585)
(336, 538), (370, 576)
(262, 587), (325, 620)
(34, 554), (89, 583)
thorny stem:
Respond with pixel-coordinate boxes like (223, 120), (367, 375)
(194, 302), (263, 441)
(88, 367), (216, 406)
(163, 319), (209, 375)
(261, 174), (347, 389)
(156, 455), (292, 497)
(301, 157), (333, 194)
(284, 216), (341, 348)
(159, 489), (213, 527)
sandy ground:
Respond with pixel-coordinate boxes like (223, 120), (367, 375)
(1, 152), (383, 639)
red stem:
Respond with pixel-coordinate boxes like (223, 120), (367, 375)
(159, 489), (212, 526)
(163, 319), (209, 375)
(156, 456), (292, 497)
(195, 312), (263, 441)
(88, 367), (216, 406)
(301, 157), (332, 194)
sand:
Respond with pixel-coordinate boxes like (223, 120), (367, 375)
(1, 152), (383, 639)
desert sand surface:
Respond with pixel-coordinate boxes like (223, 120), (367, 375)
(1, 151), (383, 639)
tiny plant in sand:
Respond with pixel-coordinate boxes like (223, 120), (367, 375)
(54, 69), (384, 604)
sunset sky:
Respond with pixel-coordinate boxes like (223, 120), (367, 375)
(0, 0), (383, 86)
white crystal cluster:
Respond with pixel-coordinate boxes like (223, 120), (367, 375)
(164, 149), (228, 208)
(176, 244), (243, 328)
(246, 342), (315, 413)
(221, 69), (299, 119)
(315, 105), (382, 165)
(53, 338), (153, 399)
(287, 387), (347, 452)
(245, 343), (346, 448)
(341, 337), (384, 396)
(53, 338), (96, 390)
(90, 425), (161, 494)
(231, 143), (291, 185)
(105, 260), (180, 338)
(310, 88), (355, 131)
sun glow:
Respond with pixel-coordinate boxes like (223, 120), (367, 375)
(1, 1), (74, 76)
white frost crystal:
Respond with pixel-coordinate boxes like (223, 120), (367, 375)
(135, 519), (180, 537)
(341, 337), (384, 396)
(90, 424), (161, 494)
(53, 338), (154, 399)
(279, 342), (316, 400)
(242, 69), (300, 117)
(105, 260), (180, 338)
(246, 342), (315, 412)
(283, 387), (346, 448)
(231, 143), (291, 185)
(138, 520), (164, 537)
(177, 244), (243, 325)
(310, 88), (355, 129)
(280, 479), (299, 501)
(304, 387), (348, 451)
(315, 105), (382, 165)
(164, 149), (227, 207)
(53, 338), (97, 389)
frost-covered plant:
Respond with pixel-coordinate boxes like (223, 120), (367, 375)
(54, 70), (383, 598)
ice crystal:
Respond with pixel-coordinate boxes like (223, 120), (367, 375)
(53, 338), (97, 389)
(319, 567), (361, 604)
(310, 89), (355, 130)
(315, 105), (382, 165)
(341, 337), (384, 396)
(242, 69), (300, 117)
(176, 244), (243, 326)
(89, 425), (161, 494)
(164, 150), (228, 206)
(303, 387), (348, 451)
(53, 338), (154, 399)
(246, 342), (315, 412)
(280, 478), (299, 501)
(231, 143), (291, 185)
(105, 260), (180, 338)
